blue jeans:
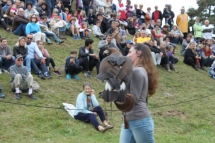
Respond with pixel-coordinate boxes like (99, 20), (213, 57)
(60, 13), (67, 21)
(0, 56), (15, 70)
(84, 6), (90, 17)
(25, 0), (37, 5)
(44, 31), (59, 41)
(120, 116), (155, 143)
(45, 0), (55, 12)
(13, 24), (26, 36)
(59, 26), (66, 32)
(23, 56), (31, 72)
(74, 106), (106, 129)
(31, 59), (48, 74)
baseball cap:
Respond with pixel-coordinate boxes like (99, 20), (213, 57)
(16, 54), (23, 59)
(127, 40), (134, 44)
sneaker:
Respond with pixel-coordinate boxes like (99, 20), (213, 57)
(14, 93), (20, 100)
(27, 94), (37, 100)
(2, 69), (9, 74)
(72, 35), (77, 40)
(209, 67), (213, 77)
(0, 91), (5, 98)
(44, 72), (52, 79)
(73, 75), (80, 80)
(77, 35), (81, 40)
(84, 72), (92, 78)
(54, 70), (61, 76)
(213, 75), (215, 79)
(66, 74), (72, 80)
(38, 72), (45, 80)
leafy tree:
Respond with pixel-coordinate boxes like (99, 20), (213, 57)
(187, 0), (215, 27)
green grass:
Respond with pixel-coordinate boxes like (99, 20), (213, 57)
(0, 28), (215, 143)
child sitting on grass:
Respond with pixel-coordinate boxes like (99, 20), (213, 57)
(68, 17), (81, 40)
(35, 41), (61, 76)
(79, 22), (91, 39)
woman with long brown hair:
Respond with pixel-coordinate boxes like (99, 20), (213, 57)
(120, 44), (158, 143)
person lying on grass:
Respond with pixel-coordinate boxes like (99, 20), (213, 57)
(74, 82), (113, 133)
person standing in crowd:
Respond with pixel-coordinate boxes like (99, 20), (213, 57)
(176, 6), (188, 39)
(136, 4), (145, 25)
(152, 5), (163, 24)
(10, 54), (36, 100)
(132, 4), (138, 16)
(146, 7), (152, 19)
(74, 82), (113, 132)
(120, 44), (158, 143)
(193, 17), (203, 43)
(65, 51), (83, 80)
(0, 38), (15, 74)
(82, 0), (91, 17)
(116, 0), (126, 21)
(12, 8), (29, 36)
(163, 4), (174, 30)
(78, 39), (100, 78)
(125, 0), (132, 19)
(202, 20), (214, 39)
(34, 0), (44, 12)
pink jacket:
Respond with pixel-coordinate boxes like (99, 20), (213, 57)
(35, 48), (49, 59)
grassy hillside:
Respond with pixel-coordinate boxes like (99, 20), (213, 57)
(0, 29), (215, 143)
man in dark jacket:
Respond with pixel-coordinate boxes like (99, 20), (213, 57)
(136, 4), (146, 25)
(78, 39), (100, 78)
(65, 51), (83, 80)
(0, 38), (15, 74)
(12, 8), (29, 36)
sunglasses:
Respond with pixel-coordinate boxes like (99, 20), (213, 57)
(27, 37), (33, 40)
(18, 59), (23, 61)
(141, 33), (146, 34)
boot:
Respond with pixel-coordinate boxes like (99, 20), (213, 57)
(47, 38), (53, 44)
(172, 64), (178, 72)
(56, 39), (64, 44)
(166, 64), (171, 72)
(60, 31), (66, 39)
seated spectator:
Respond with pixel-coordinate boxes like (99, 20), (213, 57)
(38, 2), (51, 18)
(67, 17), (81, 40)
(147, 39), (162, 66)
(161, 24), (171, 39)
(24, 2), (39, 19)
(181, 34), (192, 56)
(126, 17), (136, 35)
(54, 1), (66, 21)
(36, 41), (61, 76)
(94, 13), (108, 33)
(115, 20), (127, 43)
(10, 54), (37, 100)
(153, 24), (164, 45)
(13, 37), (31, 72)
(35, 0), (44, 12)
(133, 31), (140, 44)
(49, 12), (67, 39)
(26, 14), (46, 43)
(202, 44), (214, 67)
(0, 84), (5, 98)
(12, 8), (29, 36)
(136, 30), (151, 44)
(111, 27), (123, 51)
(64, 8), (71, 22)
(160, 42), (171, 72)
(78, 10), (88, 26)
(0, 4), (10, 32)
(5, 0), (19, 24)
(74, 82), (113, 132)
(170, 25), (183, 44)
(25, 34), (51, 79)
(98, 34), (118, 60)
(1, 0), (7, 7)
(71, 10), (81, 28)
(65, 51), (83, 80)
(88, 9), (95, 25)
(3, 0), (12, 14)
(0, 38), (15, 74)
(38, 16), (64, 44)
(184, 41), (204, 71)
(92, 20), (105, 39)
(122, 40), (133, 56)
(167, 45), (178, 72)
(78, 39), (100, 78)
(79, 22), (90, 39)
(164, 36), (176, 50)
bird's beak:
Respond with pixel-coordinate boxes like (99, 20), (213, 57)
(103, 49), (110, 56)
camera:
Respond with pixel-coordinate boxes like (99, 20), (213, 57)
(70, 56), (74, 59)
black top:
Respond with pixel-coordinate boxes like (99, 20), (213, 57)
(136, 9), (146, 19)
(13, 46), (28, 59)
(82, 0), (91, 6)
(122, 46), (129, 56)
(78, 46), (96, 63)
(184, 48), (196, 63)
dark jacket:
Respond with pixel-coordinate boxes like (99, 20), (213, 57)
(12, 15), (29, 31)
(13, 45), (28, 59)
(78, 46), (95, 64)
(152, 10), (163, 21)
(65, 56), (80, 71)
(145, 44), (161, 54)
(126, 21), (136, 35)
(122, 46), (129, 56)
(38, 4), (51, 18)
(136, 9), (146, 19)
(163, 9), (174, 25)
(184, 48), (196, 63)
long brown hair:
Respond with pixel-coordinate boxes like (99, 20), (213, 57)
(133, 44), (158, 96)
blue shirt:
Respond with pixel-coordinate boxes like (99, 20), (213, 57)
(27, 42), (43, 59)
(25, 22), (41, 35)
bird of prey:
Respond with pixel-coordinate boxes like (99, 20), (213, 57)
(97, 48), (133, 102)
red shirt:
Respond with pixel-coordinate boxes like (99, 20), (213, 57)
(153, 10), (160, 22)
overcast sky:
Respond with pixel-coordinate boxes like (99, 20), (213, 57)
(113, 0), (198, 22)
